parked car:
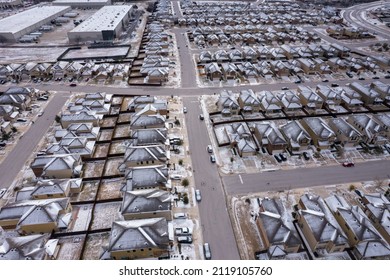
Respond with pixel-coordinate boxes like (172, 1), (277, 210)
(38, 111), (44, 117)
(173, 212), (187, 219)
(322, 79), (329, 82)
(177, 236), (192, 244)
(372, 76), (380, 79)
(342, 162), (355, 167)
(279, 153), (287, 161)
(183, 107), (187, 113)
(210, 154), (216, 163)
(170, 174), (182, 180)
(274, 154), (282, 163)
(303, 152), (310, 161)
(69, 83), (77, 87)
(385, 75), (390, 79)
(207, 145), (213, 153)
(331, 83), (339, 87)
(195, 189), (201, 201)
(175, 227), (191, 236)
(199, 114), (204, 120)
(16, 118), (27, 122)
(358, 77), (365, 80)
(203, 243), (211, 259)
(281, 87), (289, 90)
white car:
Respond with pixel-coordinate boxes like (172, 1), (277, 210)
(0, 188), (6, 198)
(207, 145), (213, 153)
(173, 212), (187, 219)
(195, 189), (201, 201)
(175, 227), (191, 236)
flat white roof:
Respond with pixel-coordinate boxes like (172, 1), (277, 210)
(0, 6), (71, 34)
(70, 5), (132, 33)
(53, 0), (109, 3)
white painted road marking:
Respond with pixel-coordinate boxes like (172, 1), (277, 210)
(238, 175), (243, 184)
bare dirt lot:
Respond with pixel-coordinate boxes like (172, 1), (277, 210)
(108, 141), (127, 155)
(98, 129), (113, 141)
(113, 124), (130, 139)
(82, 161), (105, 178)
(97, 178), (123, 200)
(70, 180), (99, 202)
(103, 157), (122, 177)
(56, 234), (86, 260)
(93, 143), (109, 158)
(82, 232), (110, 260)
(90, 202), (121, 231)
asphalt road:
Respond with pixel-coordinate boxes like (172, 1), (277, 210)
(0, 92), (69, 189)
(223, 160), (390, 195)
(183, 96), (240, 260)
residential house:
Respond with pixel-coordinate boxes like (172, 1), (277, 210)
(339, 87), (364, 108)
(60, 111), (100, 128)
(259, 91), (282, 113)
(373, 113), (390, 138)
(350, 82), (383, 105)
(301, 118), (336, 149)
(30, 154), (82, 179)
(131, 128), (168, 147)
(243, 47), (258, 62)
(0, 105), (18, 121)
(328, 118), (362, 147)
(122, 145), (168, 169)
(253, 122), (287, 154)
(54, 123), (100, 141)
(46, 137), (95, 159)
(238, 89), (261, 113)
(145, 68), (169, 84)
(295, 194), (349, 253)
(217, 90), (239, 116)
(221, 63), (239, 80)
(0, 93), (31, 111)
(228, 49), (244, 62)
(279, 91), (302, 112)
(223, 122), (257, 156)
(198, 51), (213, 64)
(316, 85), (342, 109)
(0, 234), (59, 260)
(280, 120), (311, 152)
(370, 81), (390, 103)
(270, 61), (290, 76)
(347, 114), (386, 145)
(122, 166), (170, 192)
(106, 218), (170, 260)
(325, 195), (390, 259)
(51, 61), (69, 79)
(297, 86), (324, 110)
(296, 58), (316, 75)
(0, 198), (71, 234)
(256, 198), (302, 254)
(121, 189), (172, 220)
(130, 115), (166, 130)
(204, 62), (222, 81)
(363, 194), (390, 244)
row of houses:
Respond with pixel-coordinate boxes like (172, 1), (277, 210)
(0, 61), (131, 83)
(101, 95), (174, 260)
(216, 111), (389, 157)
(256, 192), (390, 260)
(327, 26), (374, 40)
(198, 43), (351, 63)
(192, 28), (320, 47)
(179, 1), (342, 26)
(216, 82), (390, 116)
(29, 93), (109, 179)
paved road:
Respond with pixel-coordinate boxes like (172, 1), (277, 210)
(342, 1), (390, 40)
(223, 160), (390, 195)
(183, 96), (240, 260)
(172, 28), (198, 88)
(0, 92), (69, 189)
(3, 75), (387, 99)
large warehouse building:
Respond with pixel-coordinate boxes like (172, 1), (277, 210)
(0, 6), (71, 42)
(68, 5), (133, 43)
(52, 0), (111, 8)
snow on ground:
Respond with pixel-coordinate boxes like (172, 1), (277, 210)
(103, 157), (122, 176)
(82, 232), (110, 260)
(56, 235), (85, 260)
(97, 178), (122, 200)
(91, 202), (121, 230)
(62, 47), (130, 60)
(71, 204), (93, 232)
(0, 47), (67, 64)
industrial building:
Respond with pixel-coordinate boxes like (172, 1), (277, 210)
(0, 6), (71, 42)
(52, 0), (111, 9)
(68, 5), (133, 43)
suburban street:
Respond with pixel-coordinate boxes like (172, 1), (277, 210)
(223, 160), (390, 195)
(0, 92), (69, 189)
(183, 96), (240, 260)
